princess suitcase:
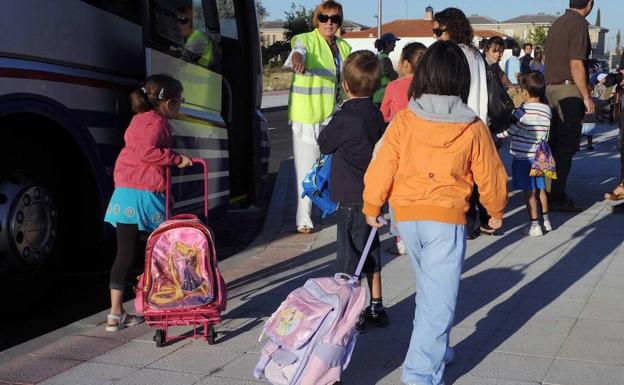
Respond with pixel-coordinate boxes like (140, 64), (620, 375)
(135, 158), (227, 347)
(253, 219), (385, 385)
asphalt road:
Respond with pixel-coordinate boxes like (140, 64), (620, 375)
(1, 108), (292, 351)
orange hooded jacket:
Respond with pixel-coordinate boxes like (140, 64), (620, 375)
(363, 95), (508, 224)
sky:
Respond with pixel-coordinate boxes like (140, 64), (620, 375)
(262, 0), (623, 51)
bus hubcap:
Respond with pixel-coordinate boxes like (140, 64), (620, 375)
(0, 172), (58, 279)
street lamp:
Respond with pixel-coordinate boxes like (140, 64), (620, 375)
(377, 0), (382, 38)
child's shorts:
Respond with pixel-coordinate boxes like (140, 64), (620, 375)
(512, 158), (546, 191)
(335, 203), (381, 275)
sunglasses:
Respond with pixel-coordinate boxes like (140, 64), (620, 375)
(432, 27), (445, 37)
(318, 13), (342, 25)
(177, 16), (190, 25)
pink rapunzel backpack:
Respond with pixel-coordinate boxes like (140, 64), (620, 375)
(253, 220), (384, 384)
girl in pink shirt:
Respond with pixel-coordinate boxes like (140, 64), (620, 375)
(380, 42), (427, 123)
(104, 74), (193, 332)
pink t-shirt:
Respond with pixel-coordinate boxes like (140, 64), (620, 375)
(380, 75), (413, 123)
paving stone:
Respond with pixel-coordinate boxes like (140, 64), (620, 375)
(498, 315), (577, 336)
(210, 352), (260, 380)
(39, 362), (136, 385)
(569, 318), (624, 341)
(543, 359), (624, 385)
(512, 297), (586, 318)
(148, 347), (242, 375)
(451, 376), (539, 385)
(195, 376), (265, 385)
(112, 368), (203, 385)
(481, 331), (566, 357)
(580, 301), (624, 322)
(468, 352), (553, 382)
(91, 341), (183, 368)
(588, 285), (623, 304)
(558, 336), (624, 365)
(596, 273), (624, 288)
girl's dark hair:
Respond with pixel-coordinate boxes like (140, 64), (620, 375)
(433, 8), (474, 46)
(484, 36), (505, 53)
(400, 42), (427, 72)
(408, 41), (470, 103)
(130, 74), (183, 114)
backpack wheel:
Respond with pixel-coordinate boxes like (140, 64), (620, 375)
(154, 329), (165, 347)
(207, 325), (216, 345)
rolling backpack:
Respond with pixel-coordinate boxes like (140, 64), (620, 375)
(253, 220), (384, 385)
(301, 154), (338, 218)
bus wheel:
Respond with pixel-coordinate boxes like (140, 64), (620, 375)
(0, 171), (59, 283)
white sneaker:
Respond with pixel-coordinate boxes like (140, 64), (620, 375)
(543, 218), (553, 232)
(526, 224), (543, 237)
(396, 239), (407, 255)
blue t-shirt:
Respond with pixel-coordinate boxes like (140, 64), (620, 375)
(505, 56), (521, 84)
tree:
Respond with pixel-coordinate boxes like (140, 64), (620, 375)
(595, 8), (601, 27)
(283, 3), (314, 41)
(256, 0), (269, 25)
(528, 25), (548, 48)
(616, 30), (622, 56)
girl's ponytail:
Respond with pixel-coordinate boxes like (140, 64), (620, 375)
(130, 87), (153, 113)
(374, 39), (385, 53)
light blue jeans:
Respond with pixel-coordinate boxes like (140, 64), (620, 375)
(397, 220), (466, 385)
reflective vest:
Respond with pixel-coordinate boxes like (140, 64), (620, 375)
(288, 29), (351, 124)
(373, 52), (391, 104)
(187, 30), (213, 68)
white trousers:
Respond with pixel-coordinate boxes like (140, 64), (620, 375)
(292, 120), (329, 229)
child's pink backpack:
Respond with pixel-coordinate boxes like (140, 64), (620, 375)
(253, 223), (383, 384)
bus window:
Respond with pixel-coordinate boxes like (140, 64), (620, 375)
(148, 0), (219, 71)
(216, 0), (238, 40)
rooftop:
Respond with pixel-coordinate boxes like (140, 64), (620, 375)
(468, 15), (499, 25)
(343, 19), (434, 39)
(501, 13), (558, 24)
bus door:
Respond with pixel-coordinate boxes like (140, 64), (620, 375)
(143, 0), (230, 217)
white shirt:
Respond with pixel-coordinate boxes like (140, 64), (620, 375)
(460, 44), (489, 124)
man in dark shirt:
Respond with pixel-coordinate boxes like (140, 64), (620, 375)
(543, 0), (595, 211)
(520, 43), (533, 74)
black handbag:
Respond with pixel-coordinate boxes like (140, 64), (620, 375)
(486, 61), (514, 134)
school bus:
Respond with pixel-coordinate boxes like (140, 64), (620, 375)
(0, 0), (268, 298)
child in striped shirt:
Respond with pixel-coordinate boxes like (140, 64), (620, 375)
(498, 71), (552, 236)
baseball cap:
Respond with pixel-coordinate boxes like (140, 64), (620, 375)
(597, 73), (608, 82)
(379, 33), (400, 44)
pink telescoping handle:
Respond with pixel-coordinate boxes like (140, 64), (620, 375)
(165, 158), (209, 221)
(352, 216), (387, 281)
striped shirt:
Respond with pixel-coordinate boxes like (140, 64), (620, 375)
(497, 102), (551, 159)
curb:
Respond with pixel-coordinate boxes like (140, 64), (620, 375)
(260, 105), (288, 113)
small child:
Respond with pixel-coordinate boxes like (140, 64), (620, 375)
(379, 42), (426, 255)
(318, 50), (387, 330)
(103, 74), (193, 331)
(497, 71), (552, 236)
(380, 42), (427, 123)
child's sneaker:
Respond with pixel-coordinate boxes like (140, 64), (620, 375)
(525, 224), (543, 237)
(355, 306), (389, 331)
(543, 218), (553, 232)
(396, 239), (407, 255)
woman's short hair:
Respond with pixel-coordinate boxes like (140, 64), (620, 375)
(342, 50), (381, 97)
(484, 36), (505, 53)
(433, 8), (474, 46)
(408, 41), (470, 103)
(312, 0), (343, 28)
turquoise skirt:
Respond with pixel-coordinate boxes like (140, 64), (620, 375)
(104, 187), (166, 232)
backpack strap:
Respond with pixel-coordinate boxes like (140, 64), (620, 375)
(253, 341), (279, 380)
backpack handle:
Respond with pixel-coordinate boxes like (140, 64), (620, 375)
(166, 158), (209, 221)
(351, 216), (387, 282)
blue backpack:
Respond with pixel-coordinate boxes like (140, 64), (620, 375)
(301, 154), (338, 218)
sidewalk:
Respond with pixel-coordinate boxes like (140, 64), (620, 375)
(1, 124), (623, 385)
(261, 91), (289, 110)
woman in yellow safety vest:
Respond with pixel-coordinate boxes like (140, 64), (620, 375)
(285, 0), (351, 234)
(372, 33), (400, 106)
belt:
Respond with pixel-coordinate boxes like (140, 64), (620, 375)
(547, 80), (575, 85)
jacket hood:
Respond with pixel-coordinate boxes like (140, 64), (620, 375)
(407, 94), (479, 148)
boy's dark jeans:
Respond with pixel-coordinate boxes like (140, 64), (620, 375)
(335, 203), (381, 276)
